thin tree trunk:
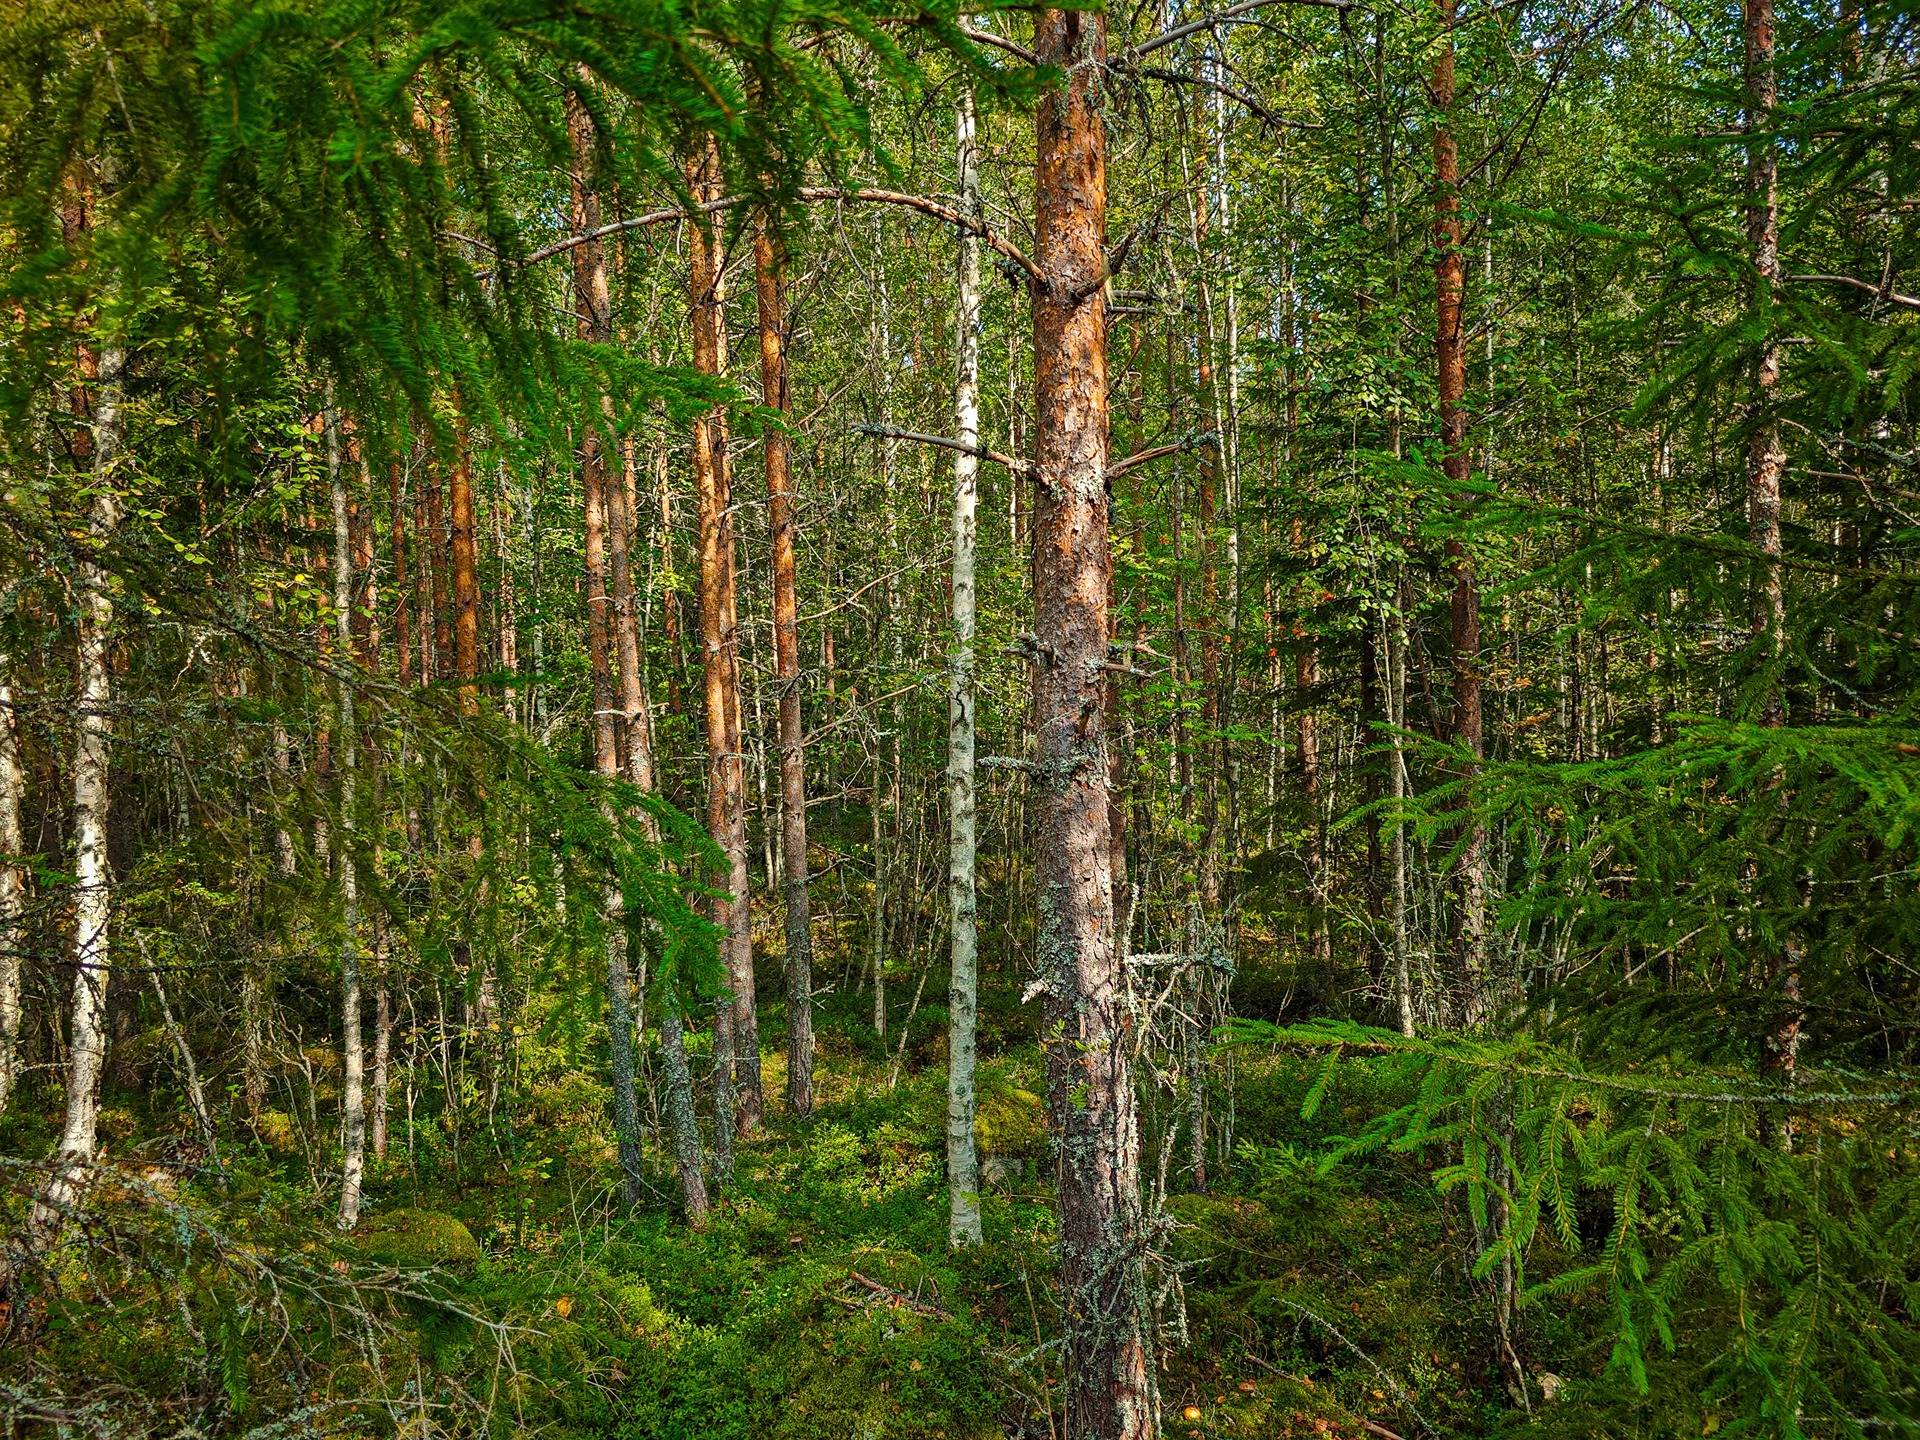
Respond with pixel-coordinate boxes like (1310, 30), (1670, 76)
(372, 981), (391, 1161)
(1743, 0), (1800, 1117)
(568, 82), (654, 1210)
(687, 141), (754, 1152)
(945, 83), (985, 1249)
(0, 651), (25, 1116)
(146, 957), (219, 1169)
(1031, 10), (1154, 1435)
(28, 171), (126, 1254)
(328, 402), (368, 1231)
(1433, 0), (1488, 1028)
(755, 214), (816, 1118)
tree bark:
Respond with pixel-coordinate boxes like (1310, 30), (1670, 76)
(945, 84), (985, 1249)
(328, 403), (368, 1231)
(567, 82), (655, 1210)
(755, 213), (816, 1119)
(1433, 0), (1488, 1029)
(1743, 0), (1800, 1118)
(28, 171), (126, 1255)
(1031, 9), (1154, 1436)
(687, 141), (760, 1140)
(0, 649), (25, 1116)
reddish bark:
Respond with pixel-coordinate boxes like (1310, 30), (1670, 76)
(687, 143), (762, 1137)
(1031, 9), (1153, 1436)
(756, 216), (815, 1117)
(1433, 0), (1488, 1027)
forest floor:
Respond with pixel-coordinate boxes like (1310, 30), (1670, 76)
(4, 982), (1580, 1440)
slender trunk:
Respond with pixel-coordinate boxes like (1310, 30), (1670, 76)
(372, 982), (391, 1161)
(687, 142), (756, 1146)
(756, 214), (816, 1118)
(0, 651), (25, 1116)
(1433, 0), (1488, 1028)
(1743, 0), (1800, 1115)
(328, 403), (368, 1231)
(1385, 576), (1414, 1037)
(147, 959), (218, 1168)
(568, 83), (653, 1208)
(1189, 152), (1223, 913)
(1032, 10), (1154, 1436)
(582, 436), (647, 1208)
(29, 172), (125, 1253)
(426, 459), (452, 683)
(945, 85), (985, 1248)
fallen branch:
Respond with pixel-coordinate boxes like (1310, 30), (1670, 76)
(848, 1269), (948, 1317)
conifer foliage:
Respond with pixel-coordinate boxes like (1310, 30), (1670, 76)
(0, 0), (1912, 1437)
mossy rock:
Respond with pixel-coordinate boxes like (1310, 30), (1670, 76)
(974, 1083), (1047, 1158)
(354, 1209), (483, 1269)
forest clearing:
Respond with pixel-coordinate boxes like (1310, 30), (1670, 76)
(0, 0), (1914, 1436)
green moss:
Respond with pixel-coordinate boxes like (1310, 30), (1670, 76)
(973, 1082), (1046, 1157)
(353, 1209), (483, 1269)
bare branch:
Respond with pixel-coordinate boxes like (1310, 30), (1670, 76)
(1128, 0), (1353, 62)
(1788, 272), (1920, 312)
(853, 423), (1032, 475)
(1109, 431), (1219, 480)
(497, 187), (1044, 288)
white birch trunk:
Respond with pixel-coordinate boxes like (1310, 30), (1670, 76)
(0, 652), (26, 1116)
(329, 402), (367, 1230)
(29, 336), (124, 1250)
(944, 85), (985, 1249)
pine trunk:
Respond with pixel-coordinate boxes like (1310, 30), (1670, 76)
(1031, 10), (1154, 1435)
(1433, 0), (1488, 1029)
(755, 215), (816, 1118)
(687, 142), (760, 1140)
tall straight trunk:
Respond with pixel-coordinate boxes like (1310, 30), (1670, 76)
(425, 458), (452, 682)
(1743, 0), (1800, 1109)
(1433, 0), (1488, 1028)
(567, 83), (663, 1211)
(686, 142), (760, 1140)
(0, 650), (25, 1116)
(945, 84), (985, 1249)
(755, 214), (816, 1118)
(381, 457), (412, 1159)
(1189, 152), (1223, 913)
(582, 431), (647, 1209)
(1385, 575), (1415, 1036)
(1031, 10), (1154, 1436)
(28, 172), (125, 1253)
(328, 403), (368, 1231)
(372, 981), (392, 1161)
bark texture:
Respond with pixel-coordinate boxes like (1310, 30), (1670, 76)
(755, 214), (816, 1119)
(568, 83), (654, 1209)
(1031, 11), (1154, 1436)
(687, 142), (760, 1142)
(328, 406), (367, 1231)
(945, 84), (985, 1249)
(1432, 0), (1488, 1029)
(28, 173), (125, 1254)
(0, 650), (25, 1116)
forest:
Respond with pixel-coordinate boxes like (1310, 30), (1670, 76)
(0, 0), (1914, 1436)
